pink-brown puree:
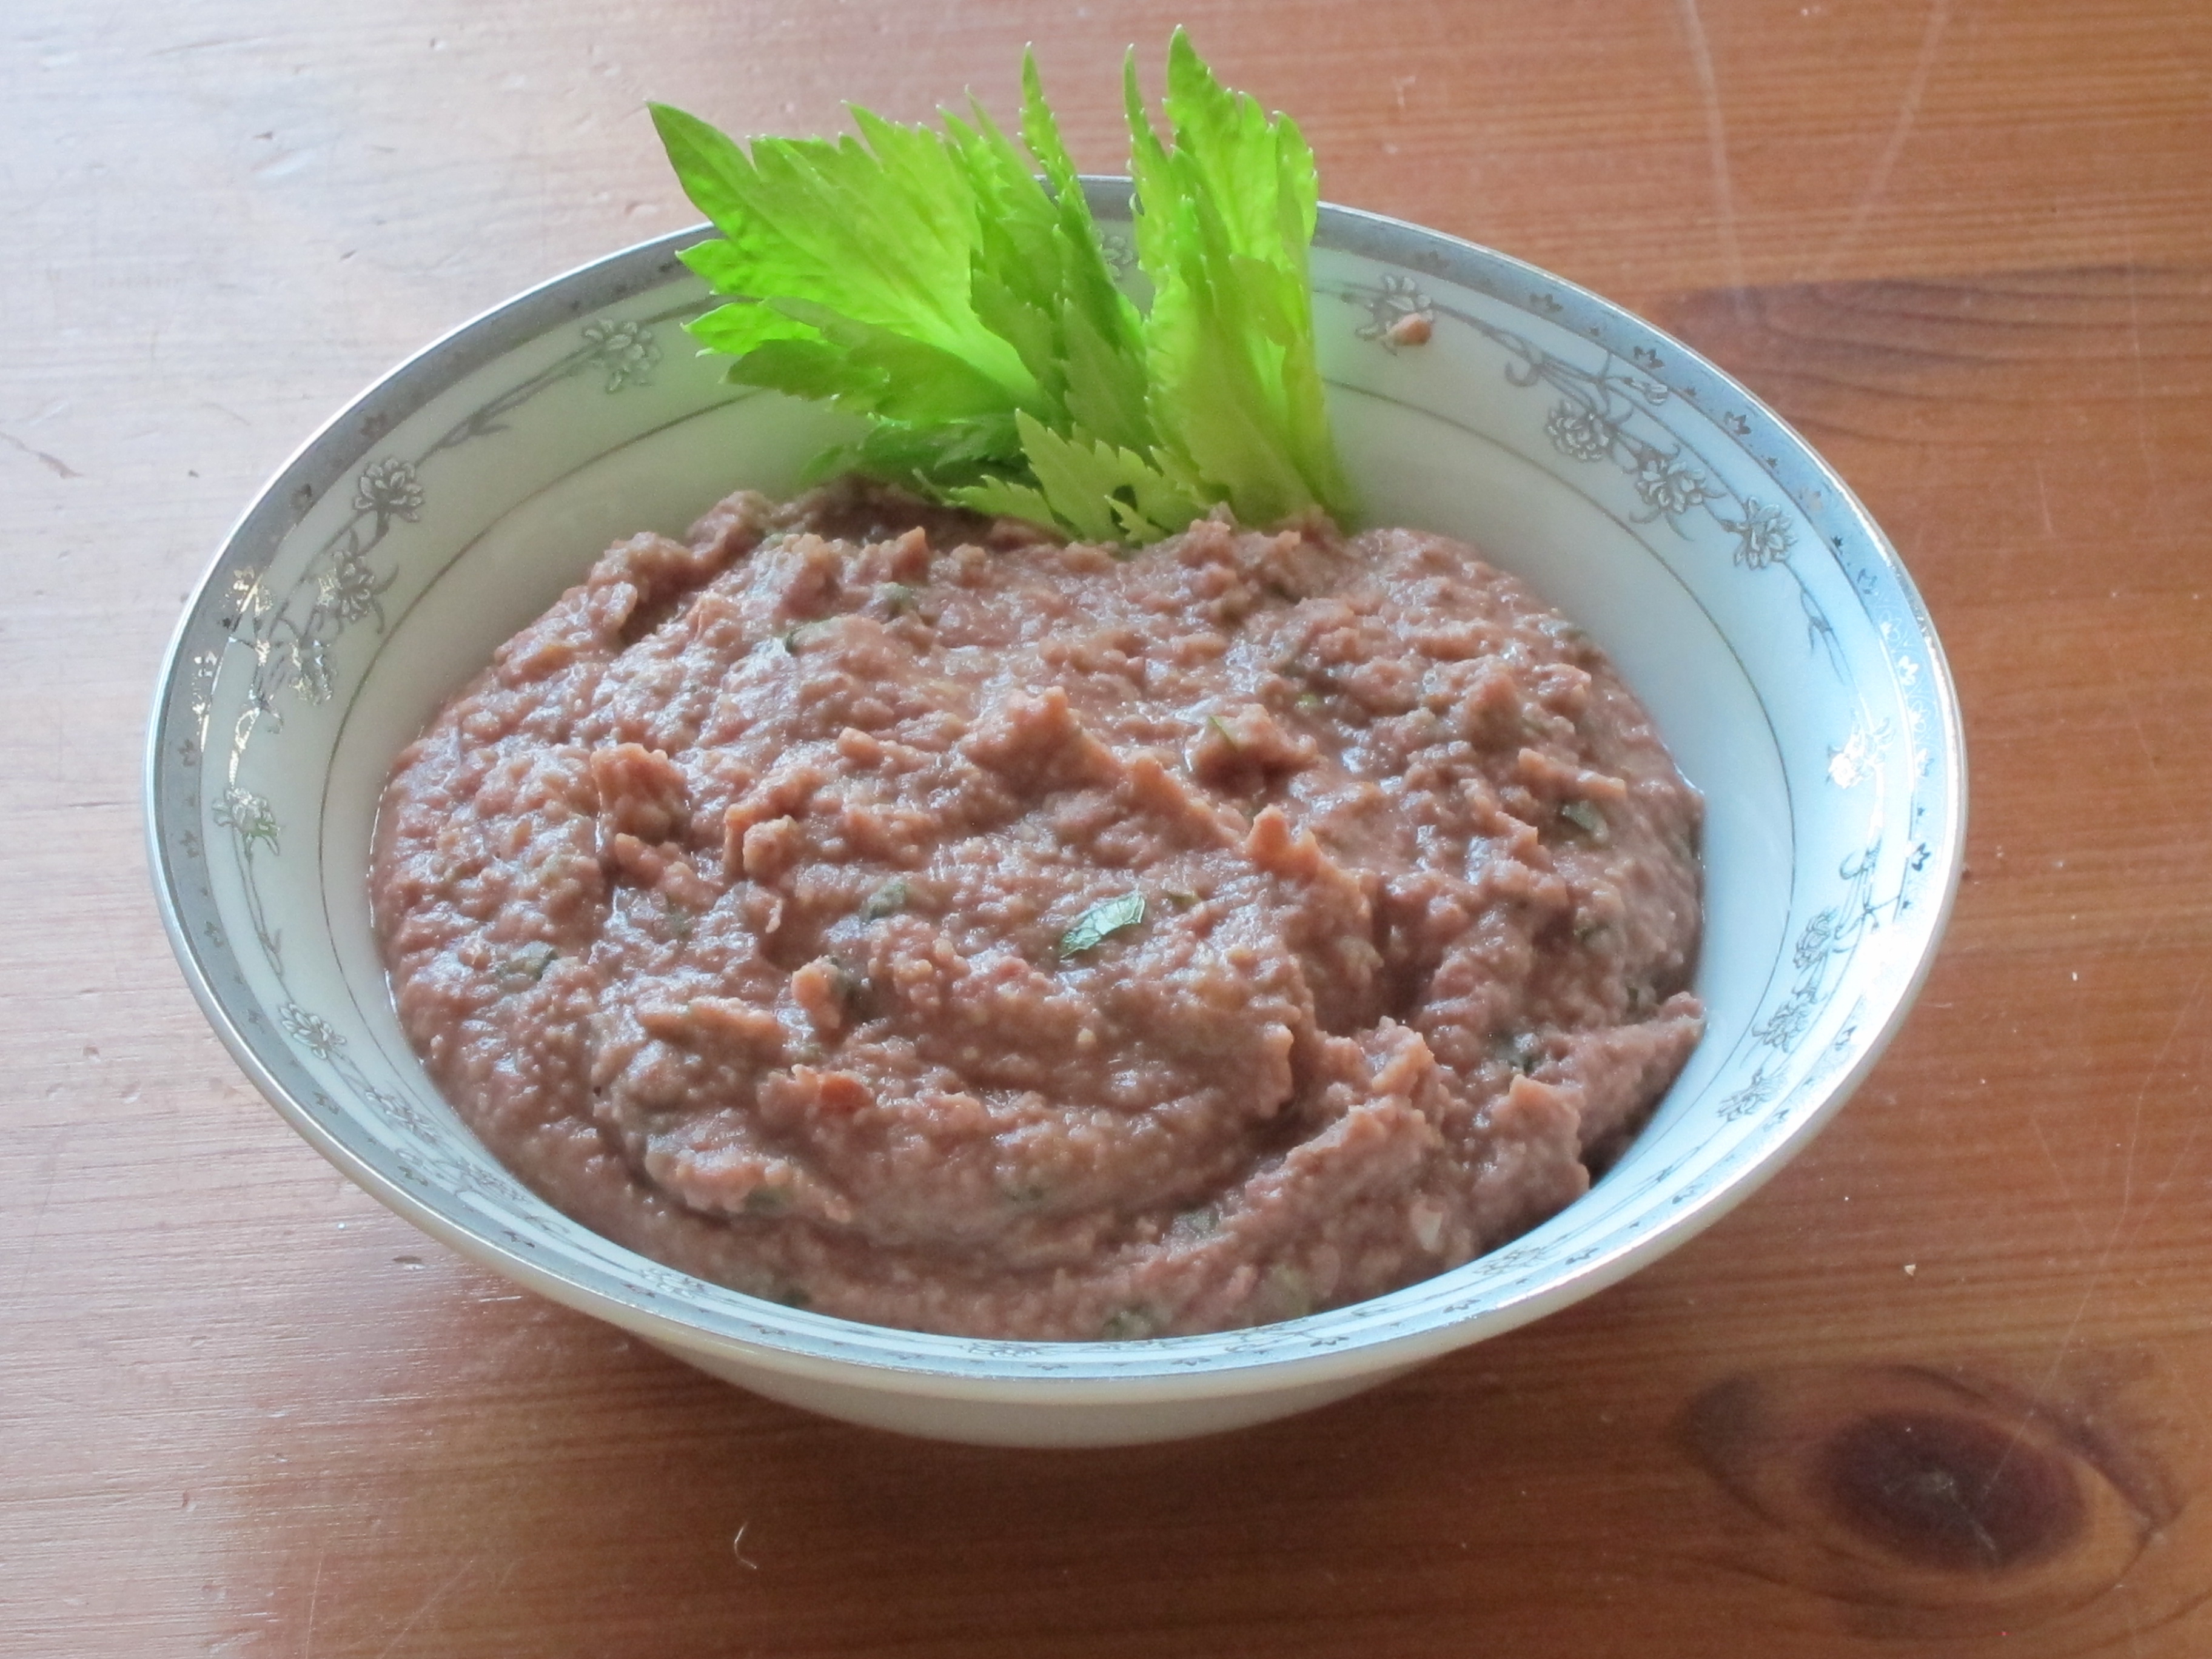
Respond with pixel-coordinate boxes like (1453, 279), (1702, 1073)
(373, 481), (1702, 1339)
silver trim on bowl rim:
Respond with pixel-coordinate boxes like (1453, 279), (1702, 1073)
(147, 180), (1966, 1398)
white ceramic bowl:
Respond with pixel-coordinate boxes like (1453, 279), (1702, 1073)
(148, 183), (1964, 1446)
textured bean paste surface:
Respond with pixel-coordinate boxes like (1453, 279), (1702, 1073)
(373, 482), (1704, 1339)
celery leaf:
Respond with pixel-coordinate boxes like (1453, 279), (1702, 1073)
(650, 33), (1349, 543)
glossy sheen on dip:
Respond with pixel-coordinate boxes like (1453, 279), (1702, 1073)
(372, 481), (1704, 1340)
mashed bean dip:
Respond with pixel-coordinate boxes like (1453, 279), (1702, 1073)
(374, 481), (1703, 1339)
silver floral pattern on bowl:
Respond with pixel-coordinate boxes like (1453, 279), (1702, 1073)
(147, 186), (1963, 1426)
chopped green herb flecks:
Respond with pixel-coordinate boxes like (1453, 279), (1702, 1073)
(860, 877), (910, 920)
(649, 29), (1349, 544)
(1544, 618), (1592, 653)
(1494, 1030), (1545, 1073)
(1101, 1306), (1160, 1341)
(496, 942), (558, 988)
(1170, 1202), (1218, 1239)
(828, 959), (873, 1017)
(1057, 890), (1147, 957)
(1558, 799), (1609, 842)
(1574, 916), (1612, 945)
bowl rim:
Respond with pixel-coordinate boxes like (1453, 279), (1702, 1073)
(147, 183), (1967, 1401)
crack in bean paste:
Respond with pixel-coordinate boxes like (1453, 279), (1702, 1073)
(373, 480), (1703, 1339)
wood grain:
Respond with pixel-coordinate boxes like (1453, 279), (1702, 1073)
(5, 1), (2211, 1654)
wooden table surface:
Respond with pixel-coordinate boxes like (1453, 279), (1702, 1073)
(8, 1), (2211, 1652)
